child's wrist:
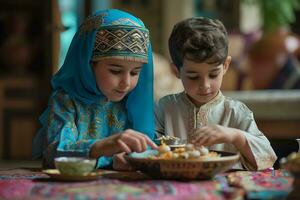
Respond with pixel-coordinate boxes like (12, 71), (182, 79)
(90, 140), (106, 158)
(231, 129), (243, 146)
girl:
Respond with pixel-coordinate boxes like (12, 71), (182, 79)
(32, 9), (157, 170)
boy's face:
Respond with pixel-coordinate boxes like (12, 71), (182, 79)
(92, 58), (143, 101)
(172, 56), (231, 106)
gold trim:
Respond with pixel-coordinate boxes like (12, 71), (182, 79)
(92, 56), (148, 63)
(79, 14), (105, 35)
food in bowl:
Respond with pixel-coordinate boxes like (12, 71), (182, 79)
(125, 144), (239, 180)
(55, 157), (97, 176)
(156, 135), (185, 145)
(154, 143), (219, 159)
(156, 135), (186, 150)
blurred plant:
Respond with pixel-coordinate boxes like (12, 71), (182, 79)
(242, 0), (300, 32)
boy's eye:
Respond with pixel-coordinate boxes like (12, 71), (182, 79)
(209, 74), (219, 79)
(109, 69), (121, 74)
(187, 75), (198, 80)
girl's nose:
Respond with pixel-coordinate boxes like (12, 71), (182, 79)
(120, 73), (130, 88)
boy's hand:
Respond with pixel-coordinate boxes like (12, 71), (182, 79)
(90, 129), (157, 158)
(190, 125), (239, 146)
(112, 152), (133, 171)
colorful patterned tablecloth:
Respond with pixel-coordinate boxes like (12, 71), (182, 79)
(227, 169), (294, 200)
(0, 168), (294, 200)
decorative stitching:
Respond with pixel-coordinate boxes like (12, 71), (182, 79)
(92, 27), (149, 62)
(79, 14), (105, 35)
(111, 18), (142, 26)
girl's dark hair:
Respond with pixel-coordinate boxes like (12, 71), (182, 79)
(168, 17), (228, 69)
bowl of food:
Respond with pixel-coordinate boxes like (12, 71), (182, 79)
(55, 157), (97, 176)
(156, 135), (186, 150)
(125, 144), (239, 180)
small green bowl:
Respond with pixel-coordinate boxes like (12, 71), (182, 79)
(55, 157), (97, 176)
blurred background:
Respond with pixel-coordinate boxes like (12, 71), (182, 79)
(0, 0), (299, 164)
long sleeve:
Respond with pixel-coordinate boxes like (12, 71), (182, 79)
(44, 91), (98, 167)
(154, 103), (165, 137)
(42, 90), (128, 168)
(232, 103), (277, 170)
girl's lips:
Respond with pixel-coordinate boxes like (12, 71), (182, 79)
(115, 90), (128, 94)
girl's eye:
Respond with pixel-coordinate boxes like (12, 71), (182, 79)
(109, 69), (121, 74)
(130, 70), (141, 76)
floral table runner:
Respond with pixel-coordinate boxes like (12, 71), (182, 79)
(0, 168), (294, 200)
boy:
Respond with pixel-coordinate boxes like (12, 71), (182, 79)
(155, 17), (277, 170)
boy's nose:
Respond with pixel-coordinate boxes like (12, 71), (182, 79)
(198, 78), (210, 90)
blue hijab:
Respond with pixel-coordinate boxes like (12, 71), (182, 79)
(33, 9), (154, 158)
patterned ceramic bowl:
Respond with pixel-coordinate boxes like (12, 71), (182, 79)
(156, 136), (186, 150)
(55, 157), (97, 176)
(125, 150), (240, 180)
(156, 136), (185, 146)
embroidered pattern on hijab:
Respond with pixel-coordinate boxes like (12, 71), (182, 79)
(79, 14), (105, 34)
(79, 13), (149, 63)
(93, 28), (149, 62)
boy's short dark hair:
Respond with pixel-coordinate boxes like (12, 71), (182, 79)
(168, 17), (228, 69)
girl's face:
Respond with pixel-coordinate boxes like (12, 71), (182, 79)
(92, 58), (143, 101)
(172, 56), (231, 106)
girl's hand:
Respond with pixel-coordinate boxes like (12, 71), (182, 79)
(113, 152), (133, 171)
(190, 125), (239, 146)
(90, 129), (157, 158)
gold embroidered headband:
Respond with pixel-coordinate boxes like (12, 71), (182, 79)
(79, 14), (149, 63)
(92, 26), (149, 63)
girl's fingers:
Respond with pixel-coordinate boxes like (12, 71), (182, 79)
(144, 136), (158, 149)
(139, 137), (147, 151)
(118, 153), (132, 170)
(123, 135), (143, 152)
(116, 139), (132, 154)
(116, 130), (158, 153)
(113, 153), (133, 171)
(116, 153), (128, 164)
(123, 132), (152, 152)
(128, 132), (148, 151)
(127, 130), (158, 150)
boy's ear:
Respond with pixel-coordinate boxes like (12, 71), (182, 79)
(223, 56), (231, 75)
(170, 63), (180, 78)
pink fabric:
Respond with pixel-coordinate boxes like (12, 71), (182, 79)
(0, 178), (223, 200)
(0, 179), (35, 199)
(0, 169), (293, 200)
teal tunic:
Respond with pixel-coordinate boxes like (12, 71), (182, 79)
(44, 89), (129, 168)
